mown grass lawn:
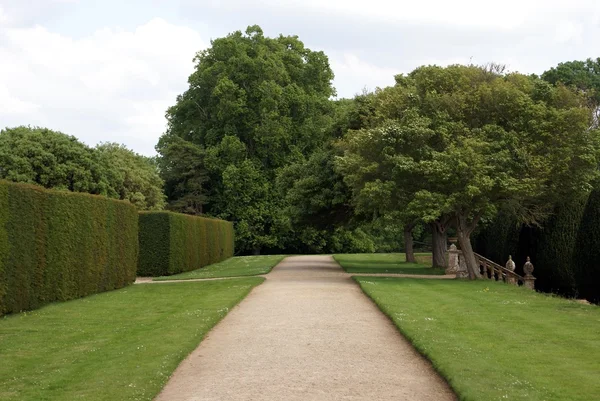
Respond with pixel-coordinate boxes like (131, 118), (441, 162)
(356, 277), (600, 401)
(334, 253), (445, 275)
(0, 278), (263, 401)
(154, 255), (286, 281)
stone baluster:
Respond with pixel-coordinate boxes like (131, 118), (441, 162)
(523, 257), (536, 290)
(505, 255), (517, 285)
(456, 251), (469, 278)
(446, 244), (459, 274)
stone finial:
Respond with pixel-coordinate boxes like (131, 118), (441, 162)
(505, 255), (516, 272)
(523, 256), (536, 290)
(523, 256), (534, 277)
(446, 244), (459, 274)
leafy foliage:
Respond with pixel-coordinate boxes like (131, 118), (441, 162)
(159, 25), (335, 253)
(338, 65), (600, 277)
(0, 180), (138, 316)
(0, 126), (116, 196)
(542, 58), (600, 126)
(155, 135), (208, 214)
(95, 143), (166, 210)
(0, 127), (166, 211)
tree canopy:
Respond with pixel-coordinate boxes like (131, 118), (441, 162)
(0, 126), (116, 196)
(337, 65), (600, 277)
(159, 25), (336, 253)
(0, 126), (165, 210)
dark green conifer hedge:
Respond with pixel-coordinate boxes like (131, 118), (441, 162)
(475, 193), (599, 303)
(138, 212), (234, 276)
(573, 190), (600, 303)
(0, 180), (138, 315)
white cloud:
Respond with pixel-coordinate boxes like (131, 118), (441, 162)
(555, 21), (584, 44)
(0, 83), (38, 114)
(0, 18), (205, 155)
(214, 0), (600, 30)
(330, 53), (398, 97)
(0, 5), (8, 24)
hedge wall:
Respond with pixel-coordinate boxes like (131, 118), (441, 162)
(573, 190), (600, 304)
(138, 212), (234, 276)
(0, 180), (138, 316)
(474, 193), (599, 303)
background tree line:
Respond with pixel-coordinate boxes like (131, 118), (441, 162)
(0, 126), (166, 210)
(2, 26), (600, 301)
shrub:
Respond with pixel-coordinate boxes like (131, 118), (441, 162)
(475, 195), (595, 301)
(0, 180), (138, 315)
(530, 196), (588, 296)
(573, 189), (600, 303)
(473, 211), (520, 266)
(138, 212), (234, 276)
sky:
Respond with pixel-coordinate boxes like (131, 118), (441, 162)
(1, 0), (600, 155)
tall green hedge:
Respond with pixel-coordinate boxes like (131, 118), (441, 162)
(473, 211), (520, 267)
(0, 180), (138, 316)
(474, 193), (598, 302)
(573, 190), (600, 304)
(138, 212), (234, 276)
(530, 197), (588, 297)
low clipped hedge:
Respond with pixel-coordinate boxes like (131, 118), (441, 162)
(0, 180), (138, 316)
(138, 212), (234, 276)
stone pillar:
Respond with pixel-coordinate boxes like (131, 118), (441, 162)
(505, 255), (517, 285)
(523, 256), (536, 290)
(456, 251), (469, 278)
(446, 244), (459, 274)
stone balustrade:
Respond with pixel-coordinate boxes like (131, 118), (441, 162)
(446, 245), (535, 289)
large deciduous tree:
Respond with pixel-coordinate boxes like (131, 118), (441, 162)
(0, 126), (117, 196)
(155, 135), (208, 214)
(158, 25), (335, 253)
(0, 126), (166, 210)
(338, 65), (600, 278)
(542, 58), (600, 126)
(95, 143), (166, 210)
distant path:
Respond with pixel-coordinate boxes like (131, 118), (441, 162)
(154, 255), (456, 401)
(135, 271), (455, 284)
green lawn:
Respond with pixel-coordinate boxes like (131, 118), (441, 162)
(334, 253), (445, 275)
(153, 255), (286, 281)
(0, 278), (263, 401)
(356, 277), (600, 401)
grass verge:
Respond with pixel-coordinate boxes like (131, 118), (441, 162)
(355, 277), (600, 401)
(153, 255), (286, 281)
(334, 253), (444, 275)
(0, 278), (263, 401)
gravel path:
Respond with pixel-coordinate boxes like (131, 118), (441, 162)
(154, 255), (457, 401)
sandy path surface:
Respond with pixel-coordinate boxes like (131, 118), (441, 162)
(135, 273), (455, 284)
(154, 255), (457, 401)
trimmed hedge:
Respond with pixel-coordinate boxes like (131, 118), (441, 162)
(475, 193), (599, 303)
(138, 212), (234, 276)
(573, 190), (600, 304)
(0, 180), (138, 316)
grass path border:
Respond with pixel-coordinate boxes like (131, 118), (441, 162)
(354, 276), (600, 401)
(0, 278), (265, 401)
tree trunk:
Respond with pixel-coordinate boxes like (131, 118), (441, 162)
(404, 224), (416, 263)
(456, 214), (482, 279)
(430, 223), (448, 268)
